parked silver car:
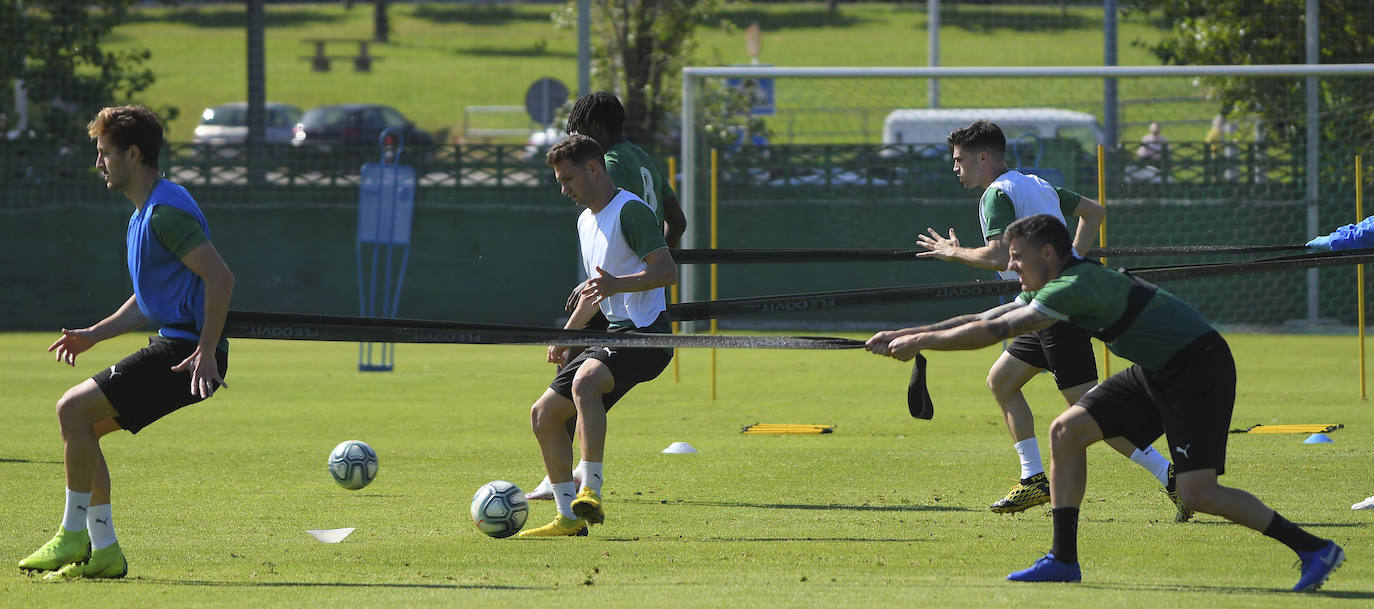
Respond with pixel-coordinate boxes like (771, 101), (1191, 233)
(193, 102), (303, 145)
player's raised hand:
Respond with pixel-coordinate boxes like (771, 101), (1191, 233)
(916, 227), (961, 260)
(48, 328), (98, 366)
(582, 266), (621, 305)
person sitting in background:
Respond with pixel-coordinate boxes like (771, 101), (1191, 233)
(1135, 122), (1168, 166)
(1307, 216), (1374, 251)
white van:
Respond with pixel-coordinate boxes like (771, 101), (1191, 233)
(882, 107), (1105, 153)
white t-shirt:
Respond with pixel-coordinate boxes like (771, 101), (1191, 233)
(978, 170), (1079, 279)
(577, 189), (669, 328)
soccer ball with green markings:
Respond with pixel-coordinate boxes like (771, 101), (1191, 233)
(328, 440), (378, 490)
(470, 480), (528, 538)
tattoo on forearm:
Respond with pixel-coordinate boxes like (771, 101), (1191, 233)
(985, 318), (1012, 341)
(986, 312), (1049, 341)
(921, 314), (979, 333)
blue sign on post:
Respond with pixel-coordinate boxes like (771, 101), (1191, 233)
(357, 127), (416, 372)
(725, 74), (775, 116)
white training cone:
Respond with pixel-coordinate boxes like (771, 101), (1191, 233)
(1353, 496), (1374, 510)
(662, 441), (698, 454)
(306, 527), (356, 543)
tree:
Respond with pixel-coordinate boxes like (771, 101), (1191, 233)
(557, 0), (759, 153)
(1, 1), (170, 141)
(341, 0), (388, 43)
(1124, 0), (1374, 148)
(373, 0), (388, 43)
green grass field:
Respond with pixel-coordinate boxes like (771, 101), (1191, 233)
(0, 331), (1370, 607)
(104, 2), (1191, 145)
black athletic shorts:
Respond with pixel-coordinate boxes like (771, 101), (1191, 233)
(1077, 331), (1233, 475)
(92, 335), (230, 434)
(549, 314), (673, 412)
(1005, 320), (1098, 389)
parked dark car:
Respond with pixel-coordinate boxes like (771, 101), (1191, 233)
(193, 102), (303, 145)
(291, 104), (434, 151)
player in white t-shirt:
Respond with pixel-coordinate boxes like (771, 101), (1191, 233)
(910, 120), (1187, 520)
(518, 134), (677, 537)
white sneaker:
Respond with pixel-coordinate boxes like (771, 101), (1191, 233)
(1352, 495), (1374, 510)
(525, 467), (584, 501)
(525, 476), (555, 500)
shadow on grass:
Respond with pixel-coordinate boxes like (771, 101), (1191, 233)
(413, 4), (551, 26)
(126, 9), (344, 29)
(619, 498), (971, 513)
(689, 536), (931, 543)
(458, 44), (574, 59)
(142, 578), (543, 591)
(1083, 581), (1374, 599)
(943, 8), (1096, 32)
(0, 457), (61, 464)
(718, 7), (864, 29)
(1186, 520), (1368, 529)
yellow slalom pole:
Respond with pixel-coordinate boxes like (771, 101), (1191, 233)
(710, 149), (719, 401)
(1358, 154), (1366, 399)
(668, 156), (680, 384)
(1097, 144), (1110, 377)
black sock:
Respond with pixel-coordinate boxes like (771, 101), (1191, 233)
(1050, 507), (1080, 564)
(1263, 512), (1326, 553)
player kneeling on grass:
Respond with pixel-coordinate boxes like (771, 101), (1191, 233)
(518, 134), (676, 537)
(19, 106), (234, 580)
(866, 214), (1344, 591)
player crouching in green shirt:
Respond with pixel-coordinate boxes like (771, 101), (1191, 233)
(865, 214), (1344, 591)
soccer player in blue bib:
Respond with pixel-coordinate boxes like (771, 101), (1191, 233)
(867, 214), (1344, 591)
(18, 106), (235, 580)
(518, 134), (676, 537)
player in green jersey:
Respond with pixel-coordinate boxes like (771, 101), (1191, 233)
(867, 214), (1344, 591)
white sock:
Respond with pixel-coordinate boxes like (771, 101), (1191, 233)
(1130, 446), (1172, 486)
(62, 488), (92, 532)
(1013, 438), (1044, 480)
(553, 481), (578, 519)
(578, 461), (603, 495)
(87, 504), (117, 551)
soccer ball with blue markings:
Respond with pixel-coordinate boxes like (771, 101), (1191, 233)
(470, 480), (528, 538)
(328, 440), (378, 490)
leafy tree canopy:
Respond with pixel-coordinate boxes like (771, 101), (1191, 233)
(1, 1), (172, 142)
(1125, 0), (1374, 146)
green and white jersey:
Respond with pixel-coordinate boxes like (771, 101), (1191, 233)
(604, 140), (675, 227)
(980, 170), (1083, 279)
(578, 189), (670, 328)
(1017, 262), (1214, 370)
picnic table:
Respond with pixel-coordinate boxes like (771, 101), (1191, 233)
(302, 38), (382, 72)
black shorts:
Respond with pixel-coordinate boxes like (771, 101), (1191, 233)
(1005, 321), (1098, 389)
(549, 316), (673, 412)
(1077, 331), (1234, 474)
(92, 335), (230, 434)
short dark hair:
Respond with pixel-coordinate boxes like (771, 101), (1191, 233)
(546, 133), (605, 168)
(87, 105), (164, 169)
(1004, 214), (1072, 258)
(566, 91), (625, 136)
(946, 120), (1006, 158)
